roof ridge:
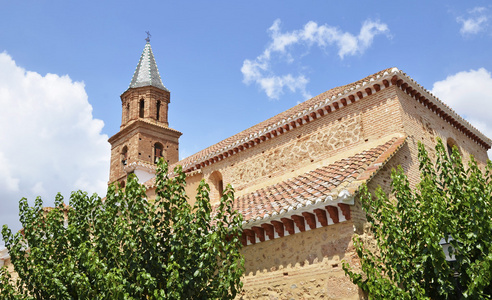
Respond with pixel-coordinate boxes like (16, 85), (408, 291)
(172, 67), (490, 174)
(173, 67), (397, 170)
(393, 69), (491, 146)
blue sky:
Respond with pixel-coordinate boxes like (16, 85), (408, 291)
(1, 1), (492, 242)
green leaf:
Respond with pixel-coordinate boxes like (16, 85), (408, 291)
(2, 159), (244, 299)
(344, 138), (492, 299)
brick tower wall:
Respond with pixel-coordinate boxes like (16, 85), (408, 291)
(108, 84), (181, 186)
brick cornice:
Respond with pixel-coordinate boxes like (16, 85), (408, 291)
(176, 68), (491, 174)
(240, 200), (353, 246)
(390, 71), (491, 149)
(108, 119), (182, 145)
(120, 85), (170, 103)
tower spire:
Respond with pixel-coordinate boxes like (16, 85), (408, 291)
(108, 39), (181, 187)
(128, 38), (168, 91)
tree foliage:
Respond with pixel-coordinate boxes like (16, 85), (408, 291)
(1, 161), (244, 299)
(343, 138), (492, 299)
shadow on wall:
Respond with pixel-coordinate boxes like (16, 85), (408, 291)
(241, 221), (355, 276)
(208, 170), (224, 203)
(366, 142), (413, 196)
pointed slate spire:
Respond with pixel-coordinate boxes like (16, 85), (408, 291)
(129, 40), (168, 91)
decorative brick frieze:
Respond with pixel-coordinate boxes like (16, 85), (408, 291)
(176, 68), (490, 177)
(281, 218), (295, 235)
(252, 226), (266, 242)
(326, 205), (339, 224)
(271, 220), (285, 237)
(240, 203), (350, 246)
(261, 223), (275, 240)
(302, 212), (317, 230)
(291, 215), (306, 232)
(313, 208), (328, 226)
(338, 203), (351, 221)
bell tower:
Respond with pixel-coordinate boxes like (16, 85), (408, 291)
(108, 38), (182, 186)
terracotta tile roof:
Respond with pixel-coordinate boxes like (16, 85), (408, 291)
(234, 136), (406, 225)
(125, 160), (157, 174)
(172, 68), (396, 170)
(171, 67), (490, 174)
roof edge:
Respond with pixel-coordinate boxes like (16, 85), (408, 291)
(239, 136), (407, 227)
(175, 68), (490, 174)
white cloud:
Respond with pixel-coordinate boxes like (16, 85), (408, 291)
(258, 74), (311, 100)
(241, 19), (389, 100)
(431, 68), (492, 158)
(457, 7), (489, 36)
(0, 152), (20, 192)
(0, 52), (110, 239)
(470, 7), (486, 14)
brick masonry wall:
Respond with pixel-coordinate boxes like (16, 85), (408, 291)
(238, 222), (362, 300)
(179, 84), (490, 299)
(109, 84), (178, 185)
(355, 87), (490, 228)
(346, 87), (491, 300)
(120, 86), (170, 127)
(395, 88), (489, 187)
(189, 87), (405, 299)
(109, 127), (180, 184)
(199, 86), (403, 205)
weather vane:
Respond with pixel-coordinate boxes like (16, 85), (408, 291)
(145, 31), (151, 43)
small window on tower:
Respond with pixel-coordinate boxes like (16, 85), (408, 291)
(126, 103), (130, 122)
(156, 100), (161, 121)
(154, 143), (164, 164)
(139, 99), (145, 118)
(121, 146), (128, 166)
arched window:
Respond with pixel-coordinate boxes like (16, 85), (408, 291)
(218, 180), (224, 197)
(209, 171), (224, 201)
(156, 100), (161, 121)
(139, 99), (145, 118)
(121, 146), (128, 166)
(446, 138), (459, 158)
(154, 143), (164, 164)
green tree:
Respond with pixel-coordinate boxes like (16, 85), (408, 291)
(1, 161), (244, 299)
(343, 139), (492, 299)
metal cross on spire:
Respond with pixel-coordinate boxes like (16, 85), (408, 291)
(145, 31), (151, 43)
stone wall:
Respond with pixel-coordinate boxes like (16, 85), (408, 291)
(231, 114), (362, 190)
(179, 83), (490, 299)
(191, 87), (405, 299)
(238, 221), (362, 300)
(183, 172), (204, 207)
(396, 88), (489, 187)
(199, 87), (403, 205)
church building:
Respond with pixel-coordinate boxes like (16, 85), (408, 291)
(108, 40), (491, 299)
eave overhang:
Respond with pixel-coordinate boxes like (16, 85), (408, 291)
(176, 68), (491, 175)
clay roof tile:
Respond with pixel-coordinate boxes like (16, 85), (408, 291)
(229, 136), (406, 224)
